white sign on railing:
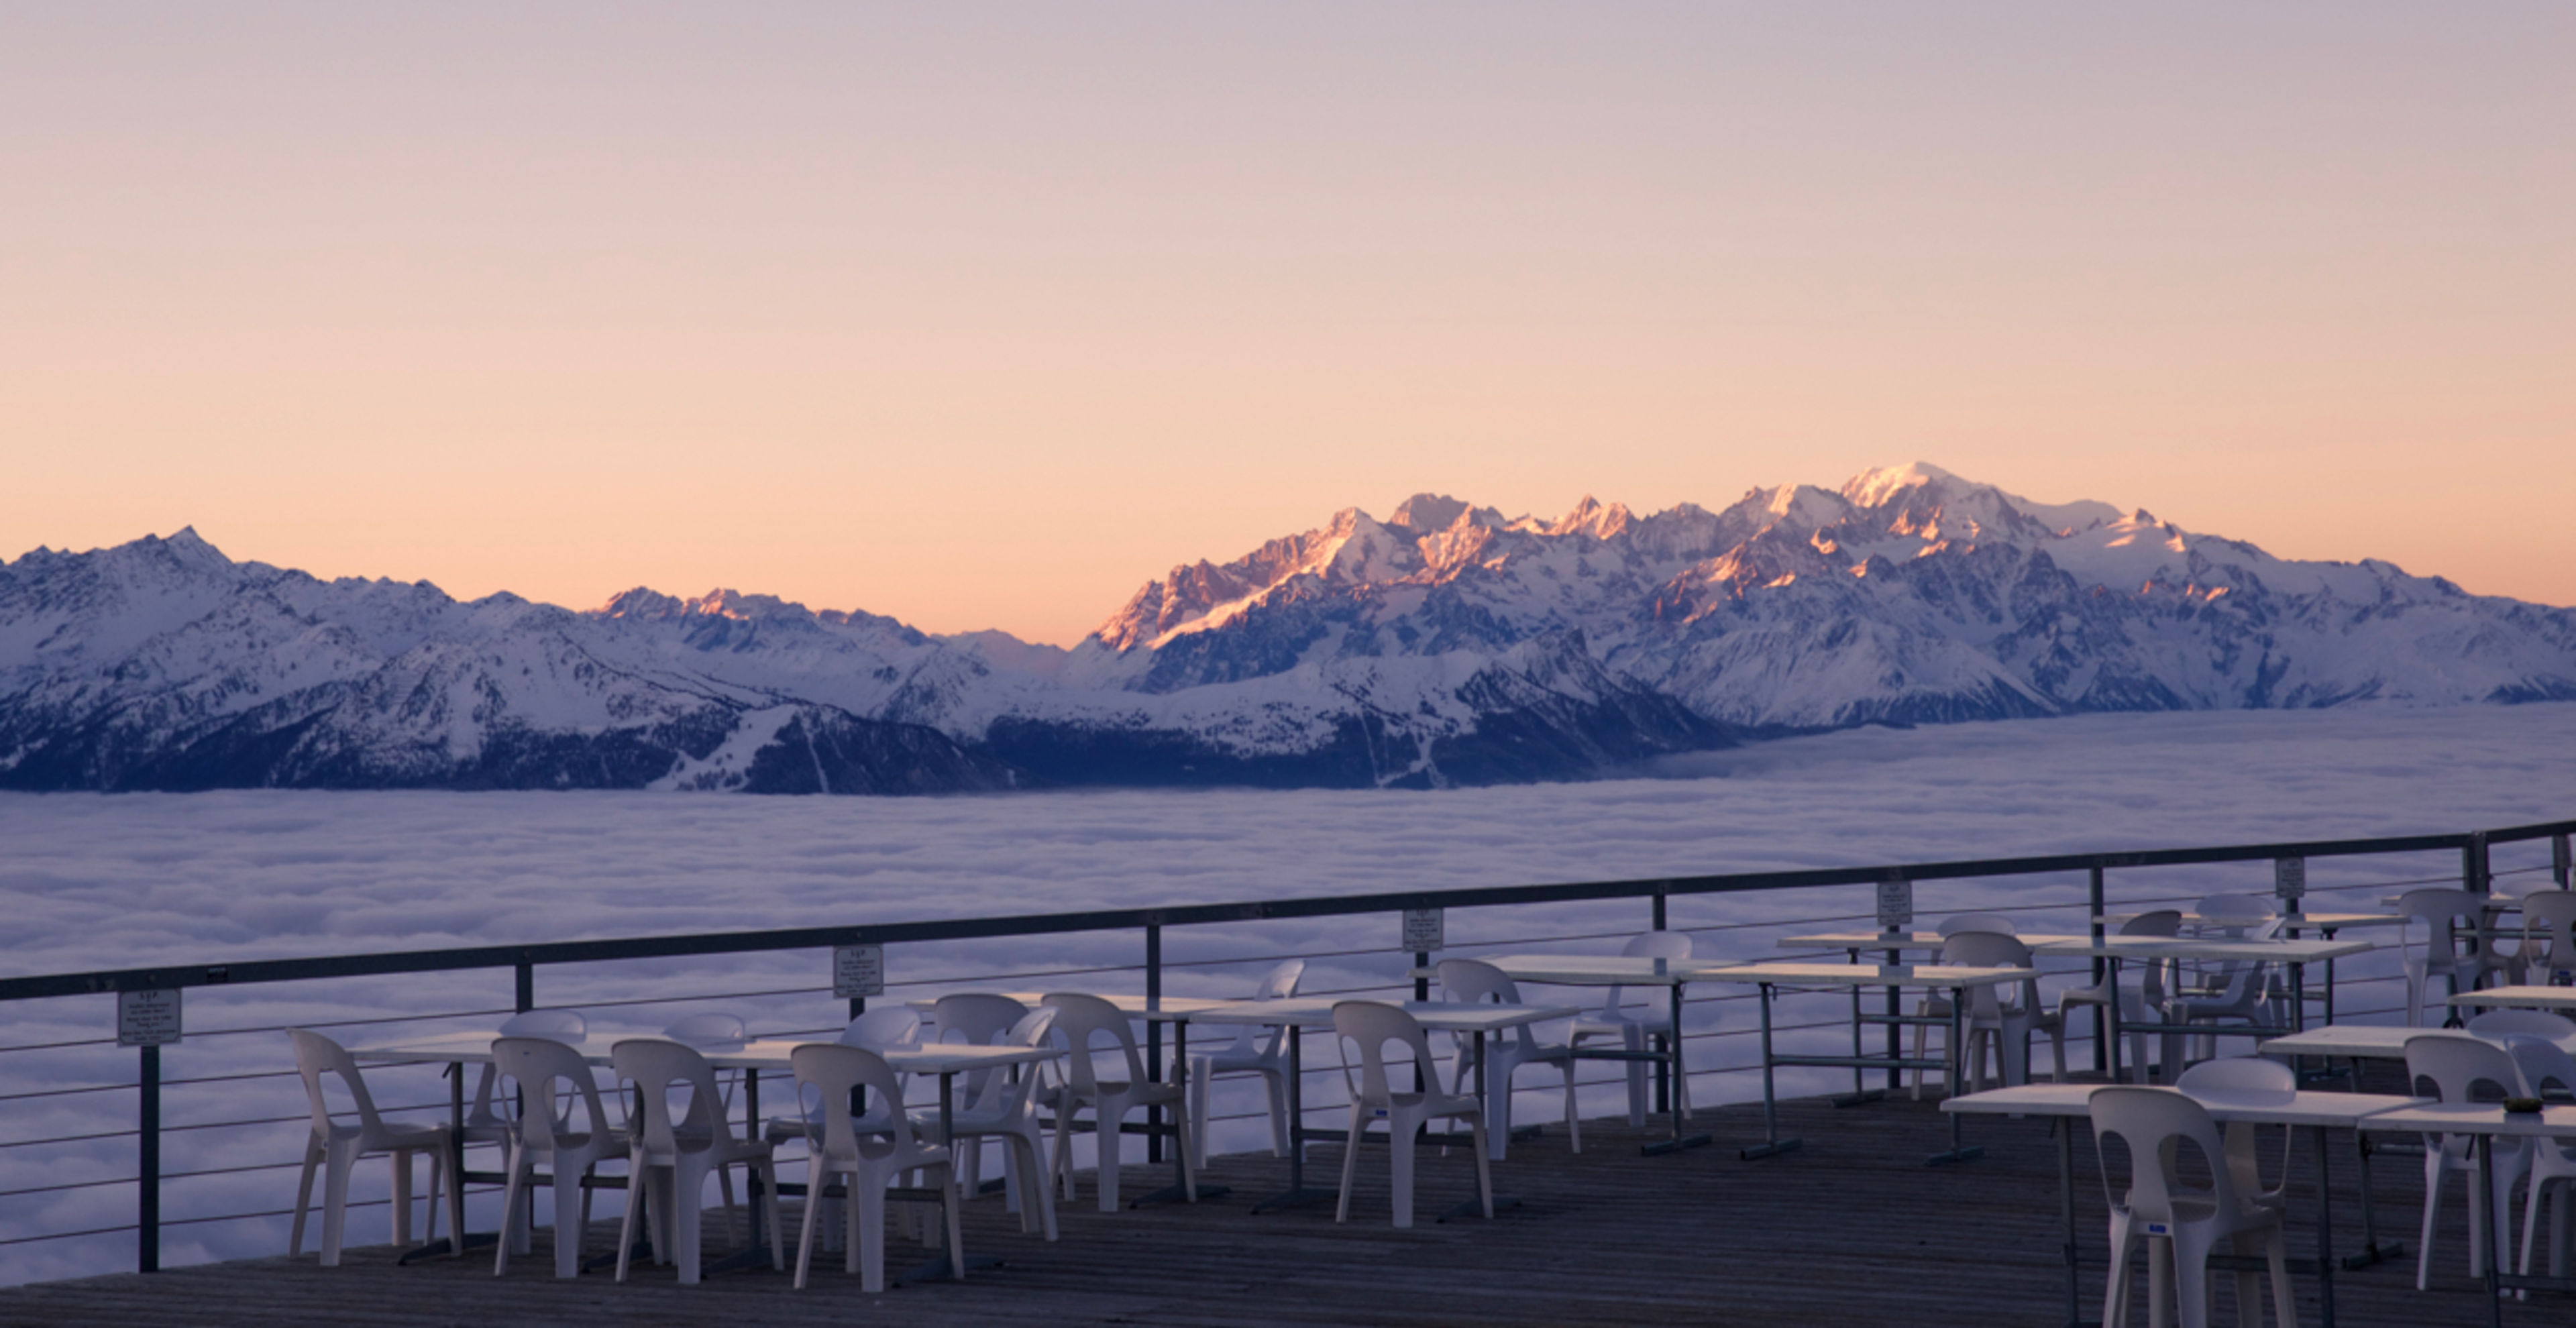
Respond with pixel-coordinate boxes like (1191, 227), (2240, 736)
(832, 944), (885, 999)
(1402, 907), (1444, 953)
(2273, 856), (2306, 901)
(118, 989), (182, 1048)
(1876, 877), (1913, 933)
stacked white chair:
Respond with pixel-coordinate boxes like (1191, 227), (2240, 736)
(286, 1029), (462, 1267)
(610, 1038), (783, 1285)
(1331, 1000), (1493, 1229)
(1437, 958), (1580, 1159)
(1911, 914), (2019, 1097)
(2404, 1032), (2532, 1290)
(2522, 890), (2576, 987)
(1044, 992), (1197, 1211)
(490, 1035), (625, 1278)
(2089, 1086), (2296, 1328)
(462, 1008), (588, 1148)
(789, 1043), (963, 1294)
(2396, 889), (2503, 1026)
(765, 1007), (921, 1151)
(2502, 1034), (2576, 1281)
(923, 993), (1031, 1203)
(1187, 958), (1307, 1161)
(2164, 912), (2287, 1073)
(2055, 909), (2180, 1084)
(1569, 932), (1695, 1127)
(913, 1006), (1061, 1240)
(1932, 930), (2060, 1093)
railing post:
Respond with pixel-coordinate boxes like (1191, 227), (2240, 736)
(514, 956), (533, 1013)
(2464, 833), (2490, 895)
(2088, 866), (2108, 1075)
(1145, 922), (1164, 1165)
(2557, 833), (2573, 889)
(138, 1044), (159, 1273)
(1652, 890), (1667, 932)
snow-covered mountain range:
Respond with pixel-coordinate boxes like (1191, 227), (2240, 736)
(7, 463), (2573, 793)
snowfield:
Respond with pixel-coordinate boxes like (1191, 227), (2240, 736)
(1, 704), (2571, 1283)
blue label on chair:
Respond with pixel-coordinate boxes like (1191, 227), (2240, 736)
(2145, 1222), (2170, 1236)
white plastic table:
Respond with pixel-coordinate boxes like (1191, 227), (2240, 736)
(1776, 933), (2084, 1102)
(2447, 984), (2576, 1012)
(2025, 936), (2373, 1083)
(2363, 1101), (2576, 1322)
(1943, 1082), (2420, 1328)
(1696, 960), (2037, 1164)
(1169, 996), (1576, 1217)
(352, 1030), (1055, 1278)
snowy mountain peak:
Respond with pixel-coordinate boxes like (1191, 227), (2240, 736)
(1839, 461), (1965, 510)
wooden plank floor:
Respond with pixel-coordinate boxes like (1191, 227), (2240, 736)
(3, 1085), (2564, 1327)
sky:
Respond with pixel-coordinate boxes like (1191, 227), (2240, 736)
(2, 3), (2570, 645)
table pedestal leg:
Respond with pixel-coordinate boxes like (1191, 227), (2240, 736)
(2342, 1127), (2404, 1268)
(1741, 984), (1802, 1160)
(1925, 987), (1983, 1166)
(1440, 1029), (1519, 1220)
(1831, 961), (1886, 1109)
(1132, 1020), (1225, 1207)
(1643, 982), (1713, 1155)
(1253, 1024), (1332, 1213)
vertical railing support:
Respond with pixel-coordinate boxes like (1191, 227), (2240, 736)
(1652, 890), (1667, 932)
(138, 1044), (160, 1273)
(2557, 833), (2573, 889)
(1145, 921), (1164, 1164)
(2465, 833), (2490, 895)
(514, 956), (534, 1014)
(2088, 866), (2108, 1075)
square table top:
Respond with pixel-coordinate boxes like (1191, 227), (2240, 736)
(2261, 1021), (2576, 1060)
(1940, 1082), (2424, 1129)
(1693, 960), (2038, 989)
(902, 992), (1242, 1019)
(1177, 997), (1582, 1033)
(2096, 911), (2406, 931)
(2025, 935), (2374, 963)
(2365, 1101), (2576, 1138)
(1460, 954), (1762, 987)
(349, 1029), (1059, 1076)
(1776, 932), (2088, 952)
(2448, 985), (2576, 1011)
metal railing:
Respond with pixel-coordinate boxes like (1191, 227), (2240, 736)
(0, 814), (2568, 1282)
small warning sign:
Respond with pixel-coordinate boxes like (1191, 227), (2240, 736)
(2273, 857), (2307, 901)
(118, 989), (182, 1048)
(1402, 908), (1444, 953)
(1876, 878), (1914, 932)
(833, 944), (885, 999)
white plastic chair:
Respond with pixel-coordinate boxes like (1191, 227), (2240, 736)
(490, 1035), (625, 1278)
(2404, 1032), (2532, 1290)
(2521, 891), (2576, 987)
(912, 1006), (1060, 1240)
(1926, 931), (2060, 1094)
(1438, 958), (1580, 1160)
(286, 1029), (461, 1268)
(923, 993), (1030, 1199)
(2089, 1086), (2296, 1328)
(1569, 933), (1695, 1127)
(790, 1042), (963, 1294)
(1187, 958), (1307, 1162)
(2163, 916), (2287, 1073)
(2057, 910), (2180, 1085)
(2504, 1035), (2576, 1280)
(1043, 992), (1196, 1212)
(2173, 1056), (2295, 1208)
(463, 1009), (589, 1146)
(2465, 1008), (2576, 1044)
(1331, 1000), (1493, 1229)
(2396, 889), (2501, 1026)
(764, 1008), (921, 1150)
(1909, 915), (2023, 1095)
(610, 1038), (782, 1286)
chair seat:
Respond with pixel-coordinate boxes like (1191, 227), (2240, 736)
(1197, 1044), (1285, 1074)
(1571, 1007), (1671, 1036)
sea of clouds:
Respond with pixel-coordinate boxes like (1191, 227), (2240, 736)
(2, 703), (2571, 1284)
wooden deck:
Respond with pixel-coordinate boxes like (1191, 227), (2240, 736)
(2, 1088), (2563, 1327)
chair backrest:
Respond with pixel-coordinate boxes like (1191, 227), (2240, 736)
(2090, 1086), (2245, 1225)
(1937, 913), (2017, 938)
(840, 1007), (922, 1051)
(928, 994), (1028, 1047)
(2522, 891), (2576, 983)
(2395, 889), (2485, 966)
(610, 1038), (731, 1157)
(1937, 931), (2034, 1017)
(1042, 993), (1147, 1094)
(661, 1012), (747, 1048)
(499, 1007), (587, 1040)
(2503, 1034), (2576, 1100)
(2464, 1008), (2576, 1042)
(286, 1029), (388, 1139)
(791, 1043), (930, 1166)
(1333, 1000), (1439, 1110)
(2405, 1032), (2521, 1104)
(1254, 959), (1307, 1001)
(1603, 931), (1694, 1009)
(1438, 958), (1521, 1004)
(2192, 894), (2274, 934)
(2118, 909), (2184, 938)
(969, 1006), (1063, 1114)
(2174, 1055), (2296, 1099)
(492, 1036), (616, 1151)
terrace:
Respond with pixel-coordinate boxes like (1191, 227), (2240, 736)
(3, 817), (2572, 1324)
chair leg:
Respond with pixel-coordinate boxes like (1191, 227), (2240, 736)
(319, 1144), (353, 1268)
(289, 1138), (321, 1256)
(389, 1149), (413, 1248)
(494, 1142), (527, 1276)
(2145, 1235), (2172, 1328)
(1388, 1118), (1417, 1229)
(1470, 1115), (1493, 1220)
(763, 1160), (784, 1271)
(1263, 1068), (1293, 1159)
(2266, 1229), (2296, 1328)
(1559, 1062), (1581, 1154)
(941, 1161), (966, 1282)
(1621, 1025), (1649, 1126)
(553, 1160), (586, 1279)
(1188, 1066), (1212, 1165)
(614, 1156), (643, 1282)
(792, 1166), (823, 1290)
(2417, 1152), (2443, 1291)
(857, 1173), (887, 1293)
(1176, 1097), (1199, 1202)
(1335, 1115), (1364, 1224)
(1093, 1101), (1122, 1213)
(2102, 1212), (2133, 1328)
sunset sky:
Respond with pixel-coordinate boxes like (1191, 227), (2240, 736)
(3, 3), (2569, 645)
